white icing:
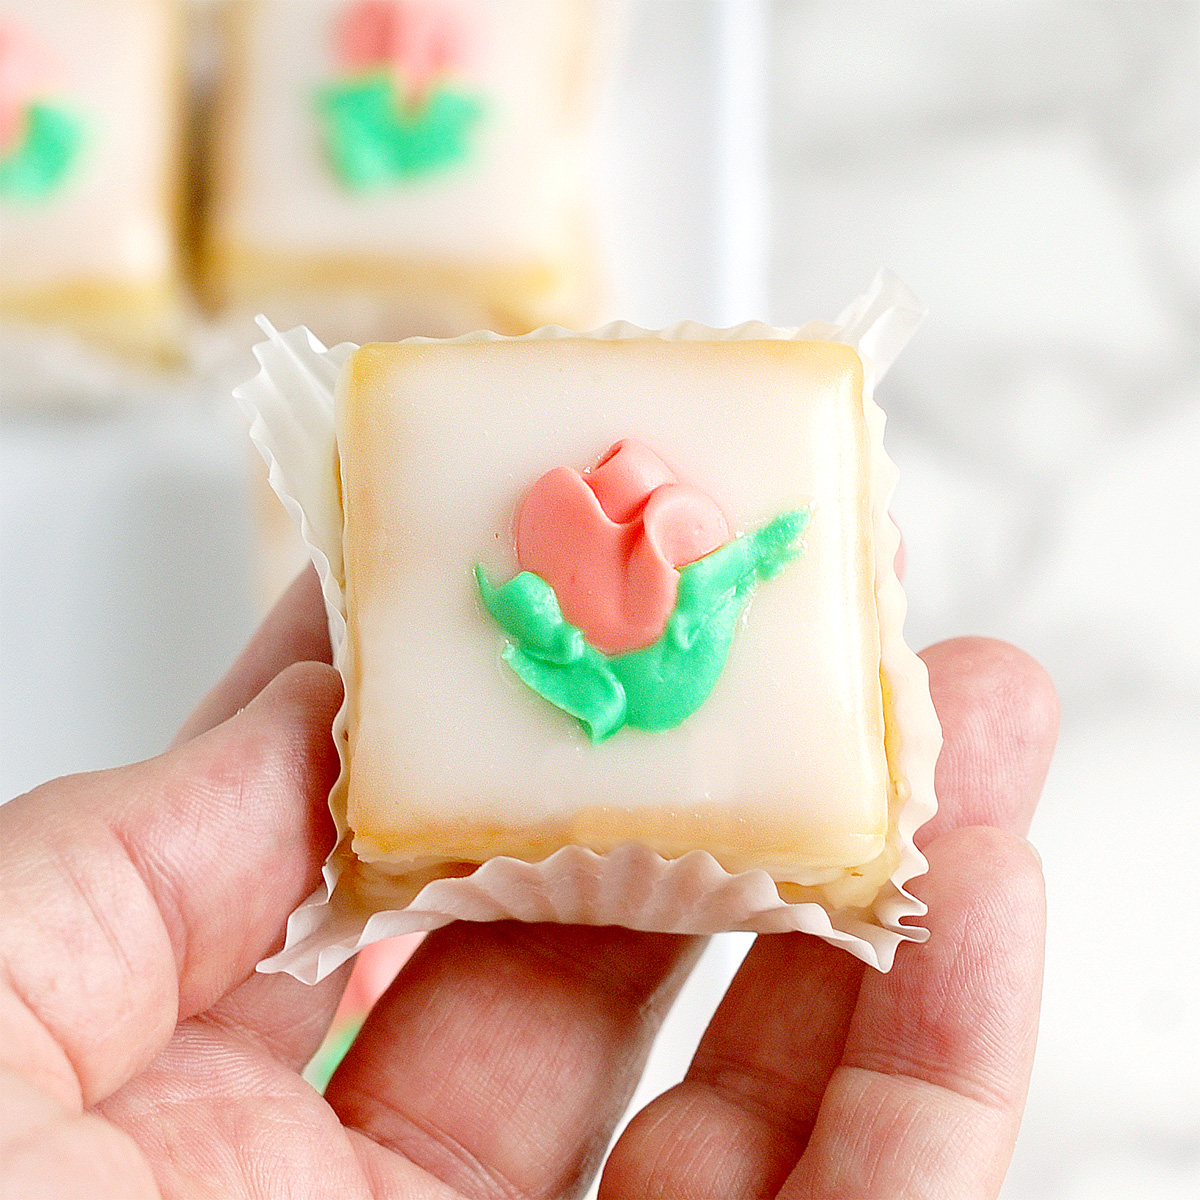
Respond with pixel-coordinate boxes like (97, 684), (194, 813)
(0, 0), (179, 291)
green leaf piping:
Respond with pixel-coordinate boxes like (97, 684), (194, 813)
(0, 103), (84, 203)
(476, 508), (809, 743)
(316, 73), (484, 189)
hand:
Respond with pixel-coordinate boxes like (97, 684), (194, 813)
(0, 568), (1056, 1200)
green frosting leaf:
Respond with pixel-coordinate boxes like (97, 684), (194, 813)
(503, 647), (628, 745)
(0, 103), (84, 203)
(317, 73), (484, 189)
(476, 508), (809, 743)
(475, 567), (626, 743)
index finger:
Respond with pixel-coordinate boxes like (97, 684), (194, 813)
(917, 636), (1059, 845)
(0, 662), (343, 1111)
(780, 827), (1045, 1200)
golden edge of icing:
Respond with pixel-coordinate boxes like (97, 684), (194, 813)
(199, 240), (599, 334)
(0, 277), (187, 365)
(351, 810), (888, 880)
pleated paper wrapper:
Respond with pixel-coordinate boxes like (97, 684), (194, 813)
(238, 271), (940, 979)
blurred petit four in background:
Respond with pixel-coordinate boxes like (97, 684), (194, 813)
(1, 1), (620, 596)
(0, 0), (188, 371)
(200, 0), (616, 348)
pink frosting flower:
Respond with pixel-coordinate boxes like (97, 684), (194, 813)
(515, 439), (730, 656)
(334, 0), (467, 108)
(0, 18), (60, 154)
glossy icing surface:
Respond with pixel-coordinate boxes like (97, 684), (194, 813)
(339, 337), (892, 880)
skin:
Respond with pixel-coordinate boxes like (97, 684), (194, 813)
(0, 567), (1057, 1200)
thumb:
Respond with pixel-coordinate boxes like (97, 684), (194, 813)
(0, 662), (342, 1111)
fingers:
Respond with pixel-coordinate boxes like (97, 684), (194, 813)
(186, 936), (421, 1079)
(917, 637), (1059, 845)
(0, 1064), (158, 1200)
(96, 1019), (385, 1200)
(173, 566), (331, 746)
(324, 922), (706, 1200)
(601, 933), (864, 1198)
(779, 827), (1045, 1200)
(0, 662), (342, 1111)
(165, 566), (346, 1074)
(600, 636), (1058, 1198)
(194, 962), (354, 1075)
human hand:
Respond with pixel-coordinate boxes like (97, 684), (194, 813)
(0, 567), (1056, 1199)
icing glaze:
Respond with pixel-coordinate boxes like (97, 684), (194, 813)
(339, 336), (893, 880)
(515, 439), (729, 656)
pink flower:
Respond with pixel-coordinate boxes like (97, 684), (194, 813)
(515, 439), (730, 656)
(334, 0), (467, 108)
(0, 19), (60, 154)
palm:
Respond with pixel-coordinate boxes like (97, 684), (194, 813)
(1, 572), (1056, 1199)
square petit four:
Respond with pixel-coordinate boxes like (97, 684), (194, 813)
(203, 0), (613, 343)
(0, 0), (185, 362)
(341, 337), (893, 888)
(242, 286), (940, 975)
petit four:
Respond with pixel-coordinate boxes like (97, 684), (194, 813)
(0, 0), (185, 362)
(341, 336), (893, 887)
(203, 0), (613, 344)
(241, 278), (940, 975)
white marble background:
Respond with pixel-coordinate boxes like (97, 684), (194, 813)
(763, 4), (1200, 1197)
(2, 3), (1197, 1198)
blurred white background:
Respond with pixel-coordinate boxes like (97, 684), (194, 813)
(765, 5), (1200, 1197)
(2, 3), (1198, 1197)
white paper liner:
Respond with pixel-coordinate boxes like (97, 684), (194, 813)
(240, 269), (940, 978)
